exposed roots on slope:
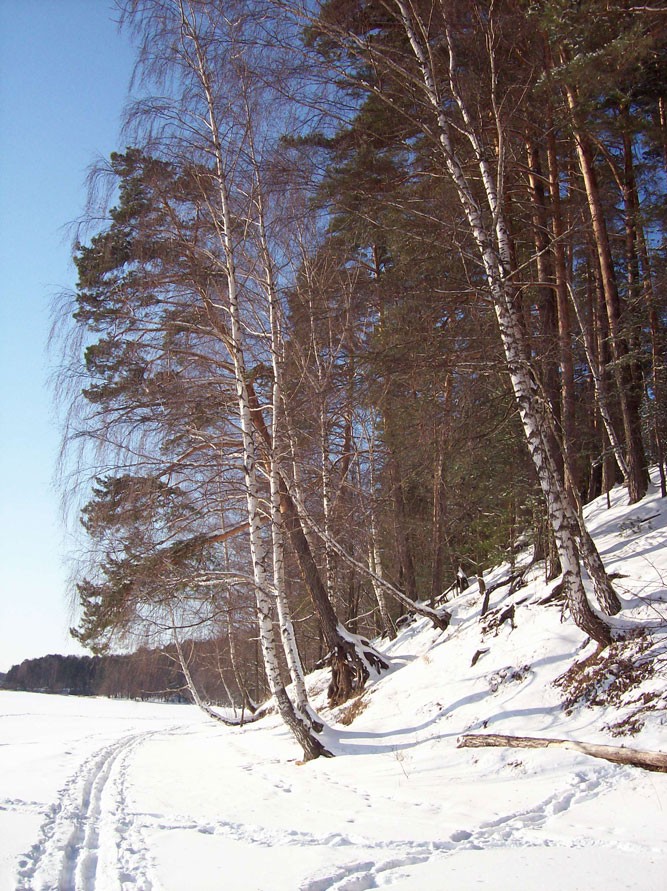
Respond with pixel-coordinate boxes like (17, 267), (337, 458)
(555, 630), (667, 736)
(326, 636), (388, 707)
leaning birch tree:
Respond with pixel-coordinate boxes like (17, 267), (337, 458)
(131, 0), (331, 757)
(303, 0), (620, 645)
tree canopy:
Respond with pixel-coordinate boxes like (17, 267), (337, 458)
(58, 0), (667, 759)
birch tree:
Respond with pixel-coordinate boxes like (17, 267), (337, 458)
(304, 0), (621, 644)
(118, 0), (333, 757)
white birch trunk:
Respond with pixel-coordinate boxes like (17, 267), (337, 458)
(251, 143), (316, 722)
(369, 540), (396, 640)
(394, 0), (613, 644)
(179, 2), (329, 757)
(320, 405), (337, 603)
(225, 610), (257, 717)
(367, 425), (396, 638)
(170, 610), (243, 726)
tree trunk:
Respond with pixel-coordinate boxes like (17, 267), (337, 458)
(544, 126), (579, 489)
(568, 278), (630, 485)
(393, 1), (614, 645)
(526, 135), (567, 476)
(251, 130), (321, 730)
(229, 253), (328, 758)
(574, 515), (622, 615)
(228, 244), (329, 759)
(282, 475), (450, 631)
(182, 8), (331, 759)
(248, 379), (389, 707)
(620, 115), (666, 497)
(430, 448), (446, 608)
(226, 610), (257, 719)
(495, 302), (613, 643)
(319, 400), (337, 607)
(369, 539), (396, 640)
(368, 425), (397, 639)
(562, 79), (648, 503)
(171, 620), (250, 726)
(430, 396), (449, 607)
(658, 95), (667, 176)
(279, 482), (389, 705)
(458, 733), (667, 773)
(388, 451), (418, 602)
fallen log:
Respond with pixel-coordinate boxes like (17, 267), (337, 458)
(457, 733), (667, 773)
(479, 568), (528, 617)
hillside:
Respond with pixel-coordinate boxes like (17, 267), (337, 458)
(315, 468), (667, 754)
(1, 472), (666, 890)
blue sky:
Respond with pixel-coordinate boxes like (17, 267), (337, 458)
(0, 0), (136, 671)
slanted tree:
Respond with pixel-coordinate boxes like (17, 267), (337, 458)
(303, 0), (622, 644)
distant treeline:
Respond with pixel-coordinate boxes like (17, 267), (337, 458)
(1, 642), (246, 703)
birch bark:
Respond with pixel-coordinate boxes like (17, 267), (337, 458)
(248, 119), (323, 727)
(368, 425), (397, 639)
(178, 1), (330, 758)
(393, 0), (615, 644)
(170, 615), (245, 726)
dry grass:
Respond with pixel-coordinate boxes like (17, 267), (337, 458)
(554, 630), (667, 736)
(337, 694), (369, 725)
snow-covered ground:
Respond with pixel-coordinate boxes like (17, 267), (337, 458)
(2, 473), (667, 890)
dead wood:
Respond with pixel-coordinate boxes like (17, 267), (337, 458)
(457, 732), (667, 773)
(538, 581), (565, 606)
(479, 568), (527, 618)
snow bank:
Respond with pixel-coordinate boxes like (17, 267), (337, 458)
(2, 473), (666, 889)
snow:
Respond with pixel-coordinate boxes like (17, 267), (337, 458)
(2, 473), (667, 890)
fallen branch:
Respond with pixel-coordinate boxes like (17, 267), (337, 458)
(470, 648), (489, 667)
(480, 567), (528, 617)
(457, 732), (667, 773)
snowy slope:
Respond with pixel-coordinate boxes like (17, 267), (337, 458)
(1, 472), (666, 890)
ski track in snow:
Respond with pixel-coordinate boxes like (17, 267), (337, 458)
(0, 799), (45, 815)
(292, 764), (622, 890)
(12, 728), (175, 891)
(121, 750), (619, 891)
(3, 721), (655, 890)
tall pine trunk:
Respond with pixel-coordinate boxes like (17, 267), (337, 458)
(562, 79), (648, 503)
(620, 115), (666, 497)
(394, 0), (615, 645)
(543, 127), (579, 489)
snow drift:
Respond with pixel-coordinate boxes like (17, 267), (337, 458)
(1, 473), (666, 890)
